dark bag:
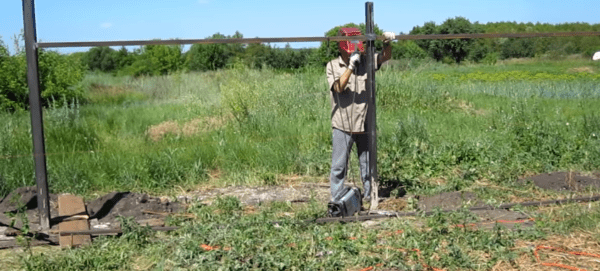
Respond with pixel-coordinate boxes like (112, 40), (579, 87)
(327, 186), (362, 217)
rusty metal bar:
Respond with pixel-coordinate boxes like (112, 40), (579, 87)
(365, 2), (378, 209)
(397, 31), (600, 40)
(38, 36), (364, 48)
(22, 0), (51, 231)
(52, 226), (179, 236)
(37, 31), (600, 49)
(314, 194), (600, 223)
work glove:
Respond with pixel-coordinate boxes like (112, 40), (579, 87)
(348, 52), (361, 71)
(383, 32), (396, 43)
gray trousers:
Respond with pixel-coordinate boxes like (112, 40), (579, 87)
(330, 128), (370, 201)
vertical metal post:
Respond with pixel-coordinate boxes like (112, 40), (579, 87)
(22, 0), (51, 230)
(365, 2), (378, 209)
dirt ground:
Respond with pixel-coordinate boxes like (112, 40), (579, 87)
(519, 171), (600, 191)
(1, 171), (600, 248)
(0, 187), (183, 248)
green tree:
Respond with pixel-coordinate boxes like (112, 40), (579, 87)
(410, 21), (443, 61)
(186, 33), (237, 71)
(115, 46), (134, 70)
(439, 17), (483, 63)
(37, 50), (86, 106)
(124, 43), (183, 76)
(144, 44), (182, 75)
(0, 37), (22, 111)
(391, 40), (428, 59)
(468, 39), (494, 63)
(243, 43), (270, 69)
(0, 50), (85, 111)
(501, 38), (535, 59)
(411, 17), (483, 63)
(83, 46), (118, 72)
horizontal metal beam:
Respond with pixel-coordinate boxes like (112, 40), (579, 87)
(314, 194), (600, 223)
(37, 36), (364, 48)
(399, 31), (600, 40)
(37, 31), (600, 48)
(51, 226), (179, 236)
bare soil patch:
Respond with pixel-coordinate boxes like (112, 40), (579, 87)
(416, 191), (533, 229)
(417, 191), (484, 212)
(86, 192), (180, 223)
(146, 115), (230, 141)
(0, 187), (181, 237)
(184, 182), (332, 205)
(568, 66), (595, 73)
(520, 172), (600, 191)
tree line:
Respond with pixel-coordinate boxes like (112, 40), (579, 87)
(78, 19), (600, 75)
(1, 19), (600, 110)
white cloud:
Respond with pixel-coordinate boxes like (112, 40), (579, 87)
(101, 23), (113, 29)
(198, 0), (209, 4)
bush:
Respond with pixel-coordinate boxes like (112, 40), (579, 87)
(468, 39), (494, 63)
(411, 17), (484, 63)
(392, 40), (428, 59)
(501, 38), (535, 59)
(83, 46), (118, 72)
(185, 32), (244, 71)
(0, 40), (85, 111)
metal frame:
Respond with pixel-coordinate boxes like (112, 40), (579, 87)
(36, 32), (600, 49)
(364, 2), (378, 209)
(22, 0), (51, 231)
(20, 0), (600, 230)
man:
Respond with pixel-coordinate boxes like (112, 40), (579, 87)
(326, 27), (395, 209)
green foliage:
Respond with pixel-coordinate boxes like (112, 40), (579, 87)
(432, 70), (600, 82)
(0, 47), (28, 111)
(139, 44), (183, 76)
(186, 33), (235, 71)
(38, 50), (86, 105)
(411, 17), (484, 63)
(468, 39), (494, 63)
(3, 57), (600, 199)
(18, 195), (575, 271)
(83, 46), (118, 72)
(391, 40), (428, 59)
(0, 35), (85, 111)
(501, 38), (536, 59)
(264, 45), (314, 70)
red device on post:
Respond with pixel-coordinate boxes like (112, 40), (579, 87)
(338, 28), (364, 54)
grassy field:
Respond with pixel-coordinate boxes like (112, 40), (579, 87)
(2, 57), (600, 270)
(2, 57), (599, 198)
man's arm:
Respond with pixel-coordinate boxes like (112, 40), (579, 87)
(377, 32), (395, 67)
(332, 53), (361, 93)
(332, 68), (353, 93)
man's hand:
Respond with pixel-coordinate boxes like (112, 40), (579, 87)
(348, 52), (361, 71)
(382, 32), (395, 43)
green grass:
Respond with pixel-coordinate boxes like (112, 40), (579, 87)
(15, 196), (600, 270)
(1, 58), (600, 198)
(3, 57), (600, 269)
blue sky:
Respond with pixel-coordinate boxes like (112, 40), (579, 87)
(2, 0), (599, 54)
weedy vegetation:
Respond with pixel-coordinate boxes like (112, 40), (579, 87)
(2, 57), (600, 270)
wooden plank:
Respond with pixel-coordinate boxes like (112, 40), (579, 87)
(58, 194), (90, 247)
